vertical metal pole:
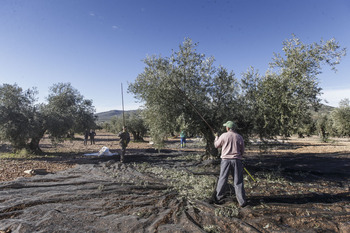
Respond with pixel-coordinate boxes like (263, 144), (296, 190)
(121, 83), (125, 127)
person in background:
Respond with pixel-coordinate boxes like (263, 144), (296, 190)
(118, 126), (130, 163)
(211, 120), (247, 207)
(180, 130), (187, 148)
(90, 129), (96, 145)
(84, 129), (89, 146)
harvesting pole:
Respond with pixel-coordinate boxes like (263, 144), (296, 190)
(166, 76), (216, 135)
(166, 74), (256, 182)
(244, 167), (256, 182)
(121, 83), (125, 127)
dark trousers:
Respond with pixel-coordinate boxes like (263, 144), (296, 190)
(216, 159), (246, 206)
(180, 137), (186, 147)
(120, 146), (126, 162)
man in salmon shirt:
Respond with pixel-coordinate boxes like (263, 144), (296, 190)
(212, 120), (247, 207)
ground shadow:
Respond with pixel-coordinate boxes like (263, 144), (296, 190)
(248, 191), (350, 206)
(3, 147), (201, 168)
(244, 152), (350, 183)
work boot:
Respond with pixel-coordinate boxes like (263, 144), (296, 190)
(207, 196), (225, 205)
(207, 191), (225, 205)
(239, 201), (248, 208)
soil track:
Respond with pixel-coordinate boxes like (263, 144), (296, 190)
(0, 132), (349, 232)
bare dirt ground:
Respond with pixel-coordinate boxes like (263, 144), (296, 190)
(0, 131), (349, 232)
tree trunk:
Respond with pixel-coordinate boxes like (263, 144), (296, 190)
(28, 137), (42, 154)
(205, 142), (218, 157)
(203, 130), (218, 157)
(28, 129), (46, 154)
(131, 131), (144, 142)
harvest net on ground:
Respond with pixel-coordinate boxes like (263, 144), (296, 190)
(0, 133), (349, 232)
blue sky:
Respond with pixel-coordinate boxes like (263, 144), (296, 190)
(1, 0), (349, 112)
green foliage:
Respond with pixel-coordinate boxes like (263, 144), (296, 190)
(330, 99), (350, 137)
(134, 160), (217, 200)
(128, 110), (148, 141)
(296, 115), (316, 137)
(269, 36), (345, 137)
(130, 36), (346, 152)
(142, 105), (171, 149)
(104, 110), (147, 141)
(316, 114), (332, 142)
(0, 149), (36, 159)
(203, 225), (221, 233)
(129, 38), (241, 155)
(241, 35), (346, 140)
(215, 204), (239, 218)
(0, 83), (97, 152)
(0, 84), (38, 150)
(44, 83), (97, 142)
(314, 99), (350, 140)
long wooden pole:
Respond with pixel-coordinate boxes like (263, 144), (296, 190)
(121, 83), (125, 127)
(167, 75), (256, 182)
(167, 77), (216, 135)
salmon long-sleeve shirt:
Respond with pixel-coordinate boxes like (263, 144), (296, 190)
(214, 130), (244, 159)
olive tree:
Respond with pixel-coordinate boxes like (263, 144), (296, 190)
(330, 99), (350, 137)
(316, 114), (334, 142)
(127, 110), (148, 141)
(0, 84), (38, 150)
(129, 36), (346, 154)
(105, 110), (147, 142)
(241, 35), (346, 140)
(0, 83), (97, 152)
(129, 38), (241, 155)
(43, 83), (97, 142)
(267, 35), (346, 138)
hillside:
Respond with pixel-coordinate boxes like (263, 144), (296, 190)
(96, 104), (334, 123)
(95, 110), (137, 122)
(316, 103), (335, 114)
(310, 103), (335, 119)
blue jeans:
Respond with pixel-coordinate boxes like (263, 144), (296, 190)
(216, 159), (246, 206)
(180, 137), (186, 147)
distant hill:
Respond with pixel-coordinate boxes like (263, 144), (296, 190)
(318, 103), (334, 113)
(96, 104), (334, 123)
(310, 103), (335, 119)
(95, 110), (136, 122)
